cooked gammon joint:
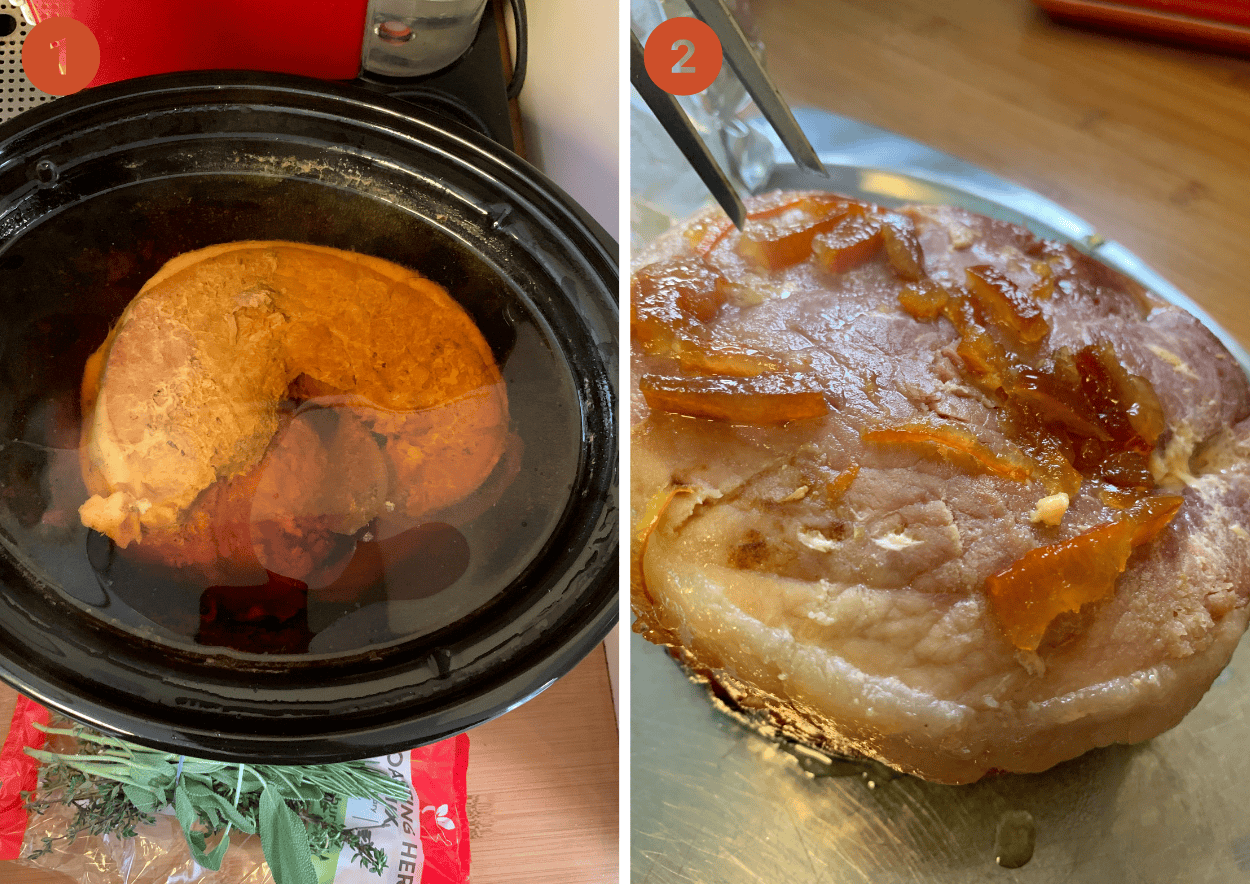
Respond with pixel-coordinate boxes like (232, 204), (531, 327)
(631, 191), (1250, 784)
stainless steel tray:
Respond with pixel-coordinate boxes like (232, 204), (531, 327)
(630, 101), (1250, 883)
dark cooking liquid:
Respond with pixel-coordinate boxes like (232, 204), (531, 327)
(5, 313), (579, 656)
(0, 180), (585, 657)
(194, 520), (472, 653)
(6, 318), (578, 656)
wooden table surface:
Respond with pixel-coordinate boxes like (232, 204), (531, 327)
(749, 0), (1250, 350)
(0, 644), (618, 884)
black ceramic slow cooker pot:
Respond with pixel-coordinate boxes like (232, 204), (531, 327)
(0, 71), (618, 762)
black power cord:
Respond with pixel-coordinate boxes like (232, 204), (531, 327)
(505, 0), (527, 100)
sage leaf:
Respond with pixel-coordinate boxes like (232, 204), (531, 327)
(200, 828), (232, 870)
(173, 783), (197, 838)
(259, 782), (317, 884)
(174, 783), (227, 871)
(183, 782), (257, 834)
(121, 783), (161, 814)
(178, 759), (230, 775)
(288, 782), (325, 802)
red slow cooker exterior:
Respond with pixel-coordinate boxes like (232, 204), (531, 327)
(25, 0), (369, 85)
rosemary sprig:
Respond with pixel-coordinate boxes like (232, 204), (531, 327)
(22, 721), (409, 884)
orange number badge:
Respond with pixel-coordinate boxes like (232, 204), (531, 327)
(22, 17), (100, 96)
(643, 17), (723, 96)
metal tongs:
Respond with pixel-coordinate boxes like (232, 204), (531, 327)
(629, 0), (828, 228)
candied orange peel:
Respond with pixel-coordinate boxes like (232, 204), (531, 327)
(812, 212), (883, 275)
(880, 214), (926, 281)
(738, 196), (856, 271)
(631, 255), (728, 356)
(826, 463), (860, 503)
(862, 423), (1033, 482)
(986, 495), (1183, 651)
(640, 374), (828, 425)
(965, 265), (1048, 345)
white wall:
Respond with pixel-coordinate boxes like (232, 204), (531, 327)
(514, 0), (619, 241)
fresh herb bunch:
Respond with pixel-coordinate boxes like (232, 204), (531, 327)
(21, 721), (408, 884)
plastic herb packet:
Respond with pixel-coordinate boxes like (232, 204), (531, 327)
(0, 695), (471, 884)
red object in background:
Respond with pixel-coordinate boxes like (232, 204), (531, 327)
(1036, 0), (1250, 54)
(26, 0), (369, 87)
(0, 696), (48, 860)
(413, 735), (472, 884)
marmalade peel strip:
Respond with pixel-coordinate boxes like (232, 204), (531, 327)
(986, 495), (1183, 651)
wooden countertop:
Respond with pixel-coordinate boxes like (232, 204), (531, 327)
(0, 644), (618, 884)
(749, 0), (1250, 349)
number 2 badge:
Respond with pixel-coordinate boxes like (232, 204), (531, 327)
(642, 16), (723, 96)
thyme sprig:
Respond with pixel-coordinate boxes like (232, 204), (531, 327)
(22, 722), (408, 884)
